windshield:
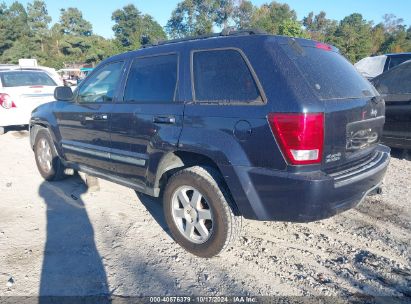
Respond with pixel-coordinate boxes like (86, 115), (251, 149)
(279, 41), (377, 100)
(0, 71), (57, 87)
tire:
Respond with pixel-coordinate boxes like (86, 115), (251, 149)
(163, 166), (241, 258)
(34, 129), (66, 181)
(0, 127), (5, 135)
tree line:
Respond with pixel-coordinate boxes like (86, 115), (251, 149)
(0, 0), (410, 69)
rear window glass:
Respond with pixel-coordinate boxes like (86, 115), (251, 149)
(192, 49), (262, 103)
(0, 71), (56, 87)
(388, 55), (411, 69)
(279, 42), (376, 100)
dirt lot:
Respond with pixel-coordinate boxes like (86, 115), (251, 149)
(0, 130), (410, 300)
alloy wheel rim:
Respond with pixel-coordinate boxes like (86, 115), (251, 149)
(37, 138), (52, 173)
(171, 186), (213, 244)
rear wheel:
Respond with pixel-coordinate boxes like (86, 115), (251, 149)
(163, 166), (241, 258)
(34, 129), (66, 181)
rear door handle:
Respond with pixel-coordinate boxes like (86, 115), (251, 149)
(153, 116), (176, 124)
(85, 114), (108, 121)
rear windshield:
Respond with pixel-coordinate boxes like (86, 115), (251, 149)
(279, 41), (376, 100)
(0, 71), (56, 87)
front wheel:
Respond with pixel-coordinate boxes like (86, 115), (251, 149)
(0, 127), (5, 135)
(34, 129), (66, 181)
(163, 166), (241, 258)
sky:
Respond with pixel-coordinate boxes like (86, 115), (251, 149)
(5, 0), (411, 39)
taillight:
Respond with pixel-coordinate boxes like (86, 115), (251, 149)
(0, 93), (16, 109)
(267, 113), (324, 165)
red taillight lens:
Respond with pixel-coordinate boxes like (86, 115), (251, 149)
(267, 113), (324, 165)
(0, 93), (16, 109)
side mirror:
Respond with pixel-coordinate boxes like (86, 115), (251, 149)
(54, 86), (74, 101)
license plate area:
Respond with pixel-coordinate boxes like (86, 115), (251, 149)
(346, 117), (385, 151)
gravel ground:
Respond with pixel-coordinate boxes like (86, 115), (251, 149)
(0, 130), (410, 300)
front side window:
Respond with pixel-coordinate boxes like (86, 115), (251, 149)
(192, 49), (262, 103)
(124, 54), (178, 103)
(78, 61), (124, 103)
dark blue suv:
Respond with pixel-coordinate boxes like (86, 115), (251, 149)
(30, 31), (390, 257)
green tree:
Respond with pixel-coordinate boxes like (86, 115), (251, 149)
(215, 0), (234, 29)
(370, 23), (386, 54)
(381, 27), (411, 53)
(59, 35), (91, 57)
(27, 0), (51, 52)
(303, 11), (337, 41)
(382, 14), (404, 34)
(112, 4), (166, 50)
(166, 0), (216, 38)
(0, 1), (32, 61)
(378, 14), (411, 53)
(0, 2), (13, 54)
(250, 1), (296, 34)
(84, 36), (120, 65)
(59, 7), (92, 36)
(8, 1), (30, 37)
(166, 0), (223, 38)
(1, 37), (36, 63)
(233, 0), (255, 30)
(278, 19), (308, 38)
(331, 13), (373, 62)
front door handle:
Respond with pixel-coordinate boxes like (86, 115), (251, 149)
(84, 114), (108, 121)
(153, 116), (176, 124)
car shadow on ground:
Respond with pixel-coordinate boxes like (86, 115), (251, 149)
(390, 148), (411, 161)
(38, 175), (110, 298)
(1, 126), (29, 138)
(134, 191), (172, 238)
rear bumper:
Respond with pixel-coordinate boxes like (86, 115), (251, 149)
(0, 110), (30, 127)
(225, 145), (390, 222)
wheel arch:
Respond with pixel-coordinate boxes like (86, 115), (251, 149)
(30, 123), (64, 159)
(154, 150), (242, 216)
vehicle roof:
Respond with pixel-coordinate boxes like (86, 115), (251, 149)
(103, 31), (337, 64)
(385, 52), (411, 56)
(0, 69), (48, 74)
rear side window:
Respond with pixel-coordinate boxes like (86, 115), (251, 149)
(279, 42), (376, 100)
(192, 49), (262, 103)
(124, 54), (178, 103)
(1, 71), (56, 87)
(388, 55), (411, 70)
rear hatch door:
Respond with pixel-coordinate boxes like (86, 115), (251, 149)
(279, 39), (385, 170)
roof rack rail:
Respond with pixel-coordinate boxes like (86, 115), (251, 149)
(141, 29), (266, 49)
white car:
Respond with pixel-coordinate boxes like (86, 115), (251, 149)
(355, 53), (411, 79)
(0, 69), (58, 135)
